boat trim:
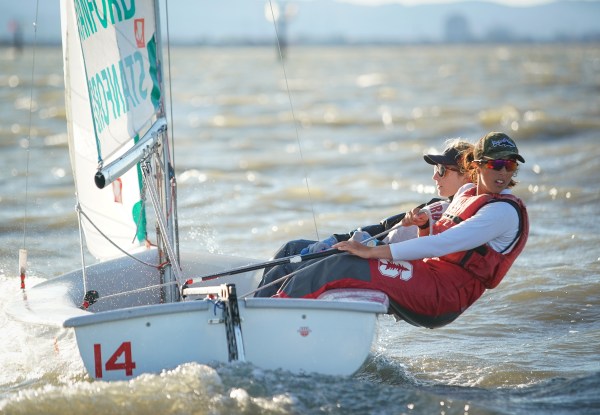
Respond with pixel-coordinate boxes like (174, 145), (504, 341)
(64, 297), (386, 329)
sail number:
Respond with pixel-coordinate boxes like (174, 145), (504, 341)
(93, 342), (137, 378)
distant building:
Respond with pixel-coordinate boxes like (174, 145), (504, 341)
(484, 25), (516, 43)
(7, 19), (23, 50)
(443, 13), (473, 43)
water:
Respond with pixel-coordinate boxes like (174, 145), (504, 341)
(1, 43), (600, 414)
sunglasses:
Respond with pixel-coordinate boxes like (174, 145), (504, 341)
(475, 159), (519, 172)
(434, 164), (459, 177)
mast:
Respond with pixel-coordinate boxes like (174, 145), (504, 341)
(153, 0), (180, 303)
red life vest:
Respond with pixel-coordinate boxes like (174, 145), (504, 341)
(429, 187), (529, 289)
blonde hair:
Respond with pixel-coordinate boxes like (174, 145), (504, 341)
(443, 138), (474, 175)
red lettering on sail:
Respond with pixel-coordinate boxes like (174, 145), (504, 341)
(298, 326), (311, 337)
(134, 19), (145, 48)
(113, 178), (123, 203)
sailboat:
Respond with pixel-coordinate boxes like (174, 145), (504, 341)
(10, 0), (387, 380)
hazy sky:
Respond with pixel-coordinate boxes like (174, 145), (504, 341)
(3, 0), (597, 43)
(341, 0), (574, 5)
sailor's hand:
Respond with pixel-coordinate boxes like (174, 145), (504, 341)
(402, 206), (429, 227)
(334, 240), (393, 260)
(334, 240), (371, 258)
(349, 230), (376, 246)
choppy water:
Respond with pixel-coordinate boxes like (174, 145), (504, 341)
(1, 43), (600, 414)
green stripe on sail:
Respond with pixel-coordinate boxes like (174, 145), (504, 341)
(132, 199), (147, 242)
(130, 20), (160, 243)
(130, 29), (160, 243)
(132, 133), (148, 243)
(147, 34), (161, 110)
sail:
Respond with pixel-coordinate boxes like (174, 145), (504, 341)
(60, 0), (162, 260)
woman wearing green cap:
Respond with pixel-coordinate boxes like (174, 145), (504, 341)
(260, 132), (529, 329)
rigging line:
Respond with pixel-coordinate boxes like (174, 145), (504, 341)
(90, 280), (179, 303)
(157, 0), (181, 262)
(163, 0), (176, 167)
(77, 206), (158, 269)
(75, 204), (90, 299)
(21, 0), (41, 250)
(142, 161), (184, 283)
(267, 0), (321, 240)
(163, 2), (182, 261)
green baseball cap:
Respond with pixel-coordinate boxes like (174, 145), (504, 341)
(474, 132), (525, 163)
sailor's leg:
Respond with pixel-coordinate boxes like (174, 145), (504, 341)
(255, 239), (315, 297)
(278, 254), (373, 298)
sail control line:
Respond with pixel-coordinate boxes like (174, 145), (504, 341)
(18, 0), (41, 291)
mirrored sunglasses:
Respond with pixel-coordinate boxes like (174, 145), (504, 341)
(476, 159), (518, 172)
(434, 164), (459, 177)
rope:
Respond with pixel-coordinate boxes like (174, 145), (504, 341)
(76, 204), (90, 297)
(163, 1), (181, 261)
(164, 1), (176, 168)
(18, 0), (41, 289)
(142, 161), (184, 284)
(77, 206), (159, 269)
(421, 208), (434, 235)
(266, 0), (321, 240)
(90, 279), (179, 303)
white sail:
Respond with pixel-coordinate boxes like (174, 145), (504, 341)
(61, 0), (161, 260)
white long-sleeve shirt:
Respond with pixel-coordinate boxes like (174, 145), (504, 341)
(389, 184), (520, 262)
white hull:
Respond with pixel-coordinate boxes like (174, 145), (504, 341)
(11, 249), (386, 380)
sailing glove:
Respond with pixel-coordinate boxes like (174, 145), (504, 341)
(300, 235), (338, 255)
(350, 230), (377, 246)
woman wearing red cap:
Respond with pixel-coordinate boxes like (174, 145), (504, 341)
(261, 132), (529, 328)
